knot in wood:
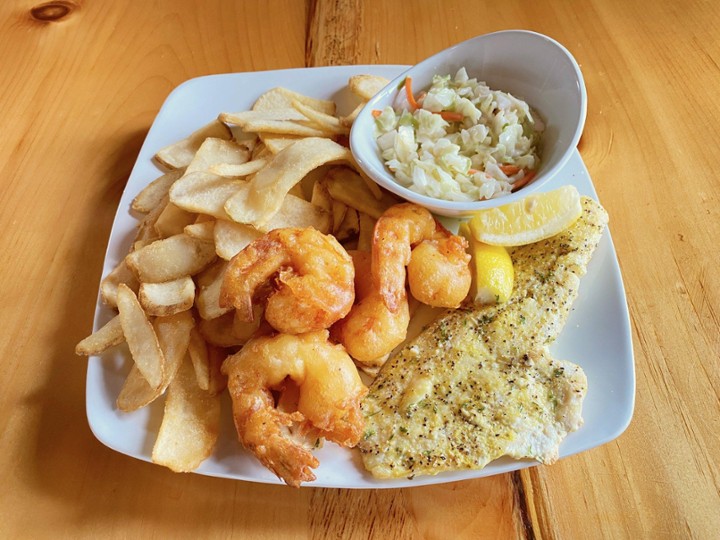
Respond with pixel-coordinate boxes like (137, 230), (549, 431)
(30, 1), (76, 22)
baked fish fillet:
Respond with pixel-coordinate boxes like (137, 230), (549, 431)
(358, 197), (609, 479)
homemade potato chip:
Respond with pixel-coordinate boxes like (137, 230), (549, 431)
(252, 87), (336, 115)
(169, 171), (241, 220)
(125, 233), (216, 283)
(332, 200), (348, 233)
(116, 365), (160, 412)
(116, 284), (164, 390)
(324, 166), (398, 218)
(154, 203), (196, 238)
(310, 178), (334, 213)
(132, 169), (185, 214)
(348, 74), (390, 100)
(213, 219), (261, 261)
(151, 356), (221, 472)
(183, 219), (216, 242)
(340, 102), (365, 127)
(75, 315), (124, 356)
(186, 137), (251, 175)
(259, 134), (302, 154)
(230, 118), (332, 138)
(100, 260), (139, 308)
(134, 195), (167, 247)
(257, 194), (331, 234)
(187, 326), (210, 391)
(195, 260), (232, 320)
(155, 119), (232, 169)
(116, 309), (194, 412)
(198, 311), (250, 348)
(209, 159), (267, 178)
(206, 344), (228, 396)
(154, 310), (194, 377)
(222, 109), (308, 123)
(78, 76), (418, 477)
(138, 277), (195, 317)
(223, 137), (350, 228)
(335, 207), (360, 242)
(290, 99), (349, 135)
(220, 109), (334, 138)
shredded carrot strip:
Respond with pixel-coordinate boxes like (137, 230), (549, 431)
(511, 170), (537, 192)
(404, 77), (420, 110)
(371, 109), (382, 118)
(468, 169), (479, 175)
(500, 164), (521, 175)
(437, 111), (464, 122)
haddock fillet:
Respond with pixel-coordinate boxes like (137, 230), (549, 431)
(358, 197), (609, 478)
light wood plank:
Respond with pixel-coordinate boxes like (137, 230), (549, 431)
(0, 0), (718, 537)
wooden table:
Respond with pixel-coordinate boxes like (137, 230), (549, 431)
(1, 0), (718, 537)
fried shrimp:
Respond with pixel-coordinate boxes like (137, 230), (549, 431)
(332, 251), (410, 366)
(407, 233), (471, 308)
(372, 203), (471, 310)
(222, 330), (367, 487)
(220, 227), (355, 334)
(335, 205), (471, 366)
(372, 203), (436, 312)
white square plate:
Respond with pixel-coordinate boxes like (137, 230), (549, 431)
(86, 66), (635, 488)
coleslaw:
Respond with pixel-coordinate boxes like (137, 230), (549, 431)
(374, 68), (544, 202)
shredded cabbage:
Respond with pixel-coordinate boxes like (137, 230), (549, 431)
(375, 67), (543, 201)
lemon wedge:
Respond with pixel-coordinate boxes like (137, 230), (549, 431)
(468, 185), (582, 246)
(458, 222), (514, 305)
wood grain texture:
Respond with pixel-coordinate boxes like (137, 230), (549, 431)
(306, 0), (364, 66)
(0, 0), (718, 538)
